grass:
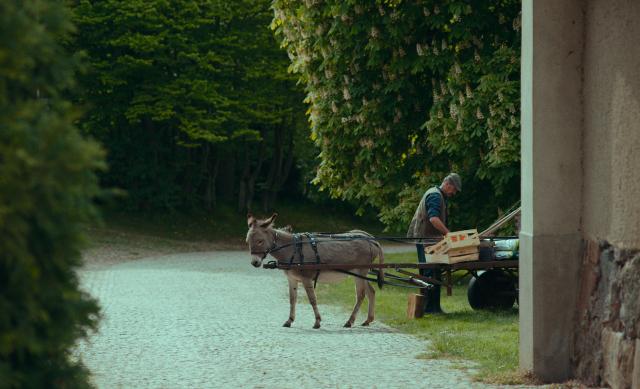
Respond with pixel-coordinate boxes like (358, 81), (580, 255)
(316, 251), (525, 385)
(100, 201), (386, 246)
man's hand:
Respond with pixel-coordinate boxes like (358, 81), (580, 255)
(429, 216), (450, 236)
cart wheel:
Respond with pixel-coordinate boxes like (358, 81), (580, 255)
(467, 270), (516, 310)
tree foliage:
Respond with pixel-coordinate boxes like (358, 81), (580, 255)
(272, 0), (521, 230)
(70, 0), (309, 212)
(0, 1), (104, 387)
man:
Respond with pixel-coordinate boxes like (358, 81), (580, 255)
(406, 173), (462, 313)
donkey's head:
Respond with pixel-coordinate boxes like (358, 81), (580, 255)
(246, 212), (278, 267)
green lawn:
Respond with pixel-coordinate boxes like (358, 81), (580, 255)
(316, 252), (525, 385)
(101, 201), (386, 246)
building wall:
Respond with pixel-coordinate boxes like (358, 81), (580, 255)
(582, 0), (640, 249)
(573, 1), (640, 387)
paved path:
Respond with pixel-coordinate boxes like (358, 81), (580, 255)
(77, 251), (521, 389)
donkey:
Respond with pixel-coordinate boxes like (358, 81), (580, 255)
(246, 213), (384, 329)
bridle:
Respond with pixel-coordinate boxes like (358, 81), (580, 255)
(250, 230), (280, 261)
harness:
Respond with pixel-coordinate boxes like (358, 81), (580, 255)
(253, 231), (437, 289)
(289, 233), (322, 287)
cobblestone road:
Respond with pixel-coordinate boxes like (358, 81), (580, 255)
(77, 251), (532, 389)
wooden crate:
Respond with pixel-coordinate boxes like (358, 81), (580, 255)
(424, 229), (480, 264)
(407, 293), (424, 319)
(445, 229), (480, 250)
(425, 250), (479, 264)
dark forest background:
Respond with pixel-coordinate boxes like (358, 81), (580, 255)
(67, 0), (521, 232)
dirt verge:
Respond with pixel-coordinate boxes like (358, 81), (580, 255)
(81, 226), (245, 270)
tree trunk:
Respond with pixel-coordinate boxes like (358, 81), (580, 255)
(237, 143), (250, 212)
(217, 145), (236, 202)
(262, 119), (296, 211)
(262, 127), (282, 212)
(205, 146), (220, 210)
(245, 141), (265, 212)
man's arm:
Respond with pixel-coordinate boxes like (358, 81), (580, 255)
(429, 216), (449, 236)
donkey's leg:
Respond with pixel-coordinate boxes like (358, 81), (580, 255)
(344, 277), (366, 328)
(301, 278), (322, 329)
(361, 282), (376, 326)
(283, 277), (298, 327)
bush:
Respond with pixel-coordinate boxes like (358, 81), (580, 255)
(0, 1), (104, 388)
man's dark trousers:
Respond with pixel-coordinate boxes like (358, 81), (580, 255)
(416, 244), (443, 313)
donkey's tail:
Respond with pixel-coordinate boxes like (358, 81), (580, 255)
(375, 242), (385, 289)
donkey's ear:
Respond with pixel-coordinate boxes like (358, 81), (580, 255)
(259, 212), (278, 228)
(247, 213), (256, 227)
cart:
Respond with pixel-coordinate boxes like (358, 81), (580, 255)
(263, 206), (521, 311)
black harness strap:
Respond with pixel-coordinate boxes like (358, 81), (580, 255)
(289, 233), (305, 265)
(304, 233), (322, 288)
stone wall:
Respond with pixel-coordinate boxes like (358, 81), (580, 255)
(573, 240), (640, 388)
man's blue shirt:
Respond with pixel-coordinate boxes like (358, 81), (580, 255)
(424, 188), (446, 219)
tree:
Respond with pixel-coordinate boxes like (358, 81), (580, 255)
(70, 0), (308, 212)
(272, 0), (521, 230)
(0, 1), (104, 387)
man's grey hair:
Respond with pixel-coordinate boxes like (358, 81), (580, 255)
(442, 173), (462, 191)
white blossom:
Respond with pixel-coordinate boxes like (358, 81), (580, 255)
(476, 108), (484, 120)
(343, 87), (351, 100)
(359, 138), (374, 149)
(440, 81), (447, 95)
(324, 69), (334, 79)
(449, 103), (458, 119)
(513, 15), (521, 31)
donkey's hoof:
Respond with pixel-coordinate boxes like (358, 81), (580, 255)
(283, 321), (292, 328)
(343, 322), (352, 328)
(313, 323), (321, 329)
(361, 321), (371, 327)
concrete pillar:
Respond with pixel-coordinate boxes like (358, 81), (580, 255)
(520, 0), (584, 381)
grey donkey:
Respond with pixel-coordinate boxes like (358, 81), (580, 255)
(246, 213), (384, 329)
